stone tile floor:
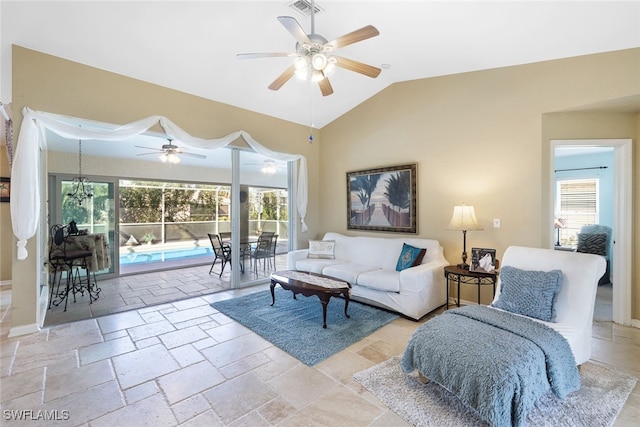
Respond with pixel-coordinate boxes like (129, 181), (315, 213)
(44, 254), (287, 327)
(1, 283), (639, 426)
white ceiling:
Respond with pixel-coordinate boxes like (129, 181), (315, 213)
(2, 1), (639, 131)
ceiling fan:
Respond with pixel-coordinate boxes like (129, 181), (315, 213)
(237, 1), (381, 96)
(135, 139), (206, 164)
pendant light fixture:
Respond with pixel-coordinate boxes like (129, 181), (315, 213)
(66, 138), (93, 205)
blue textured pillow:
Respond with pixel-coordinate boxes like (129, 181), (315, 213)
(491, 266), (563, 322)
(395, 243), (426, 271)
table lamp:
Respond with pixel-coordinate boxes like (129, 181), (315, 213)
(554, 218), (565, 246)
(447, 204), (483, 269)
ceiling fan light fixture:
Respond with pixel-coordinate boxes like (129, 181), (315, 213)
(159, 152), (168, 163)
(261, 160), (277, 174)
(167, 153), (180, 164)
(294, 56), (308, 70)
(311, 69), (325, 82)
(294, 56), (309, 80)
(311, 53), (327, 70)
(324, 56), (336, 75)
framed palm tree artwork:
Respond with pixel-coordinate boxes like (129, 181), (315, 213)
(346, 163), (417, 233)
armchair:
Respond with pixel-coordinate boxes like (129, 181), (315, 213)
(401, 246), (606, 426)
(491, 245), (606, 364)
(577, 224), (612, 285)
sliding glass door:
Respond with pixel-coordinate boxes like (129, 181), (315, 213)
(48, 147), (292, 289)
(50, 175), (117, 276)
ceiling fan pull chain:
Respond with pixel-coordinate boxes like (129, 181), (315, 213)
(309, 81), (314, 143)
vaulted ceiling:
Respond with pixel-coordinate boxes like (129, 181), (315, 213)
(2, 1), (639, 129)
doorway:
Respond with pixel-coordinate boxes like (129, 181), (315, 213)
(550, 139), (632, 325)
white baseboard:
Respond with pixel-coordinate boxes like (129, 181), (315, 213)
(631, 319), (640, 329)
(0, 280), (12, 288)
(8, 323), (41, 338)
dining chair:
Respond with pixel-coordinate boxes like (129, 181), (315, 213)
(48, 224), (93, 311)
(270, 234), (279, 270)
(250, 233), (276, 273)
(208, 233), (232, 277)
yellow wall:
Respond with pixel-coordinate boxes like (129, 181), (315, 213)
(0, 145), (11, 282)
(320, 48), (640, 315)
(5, 45), (640, 330)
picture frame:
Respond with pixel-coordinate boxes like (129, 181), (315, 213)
(470, 247), (497, 273)
(0, 177), (10, 202)
(346, 163), (417, 233)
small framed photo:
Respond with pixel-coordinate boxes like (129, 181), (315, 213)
(0, 177), (10, 202)
(470, 248), (497, 273)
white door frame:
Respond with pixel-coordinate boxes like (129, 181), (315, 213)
(550, 139), (632, 326)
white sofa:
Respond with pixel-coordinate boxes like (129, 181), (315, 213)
(287, 232), (449, 320)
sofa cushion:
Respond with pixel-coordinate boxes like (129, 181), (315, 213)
(322, 232), (441, 270)
(357, 269), (401, 292)
(491, 266), (563, 322)
(308, 240), (336, 259)
(322, 262), (380, 285)
(395, 243), (427, 271)
(295, 258), (346, 274)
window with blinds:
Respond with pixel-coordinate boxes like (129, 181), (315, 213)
(556, 178), (599, 246)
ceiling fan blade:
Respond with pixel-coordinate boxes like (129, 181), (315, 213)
(318, 76), (334, 97)
(236, 52), (293, 60)
(268, 64), (297, 91)
(327, 25), (380, 50)
(135, 145), (163, 152)
(136, 152), (159, 157)
(181, 152), (207, 159)
(277, 16), (311, 45)
(334, 56), (381, 78)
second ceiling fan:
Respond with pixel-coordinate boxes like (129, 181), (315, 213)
(135, 139), (206, 164)
(237, 1), (381, 96)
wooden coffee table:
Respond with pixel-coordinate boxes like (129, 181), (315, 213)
(270, 270), (351, 328)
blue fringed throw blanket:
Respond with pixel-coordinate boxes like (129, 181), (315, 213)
(401, 305), (580, 427)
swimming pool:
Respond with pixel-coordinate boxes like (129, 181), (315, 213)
(120, 246), (213, 265)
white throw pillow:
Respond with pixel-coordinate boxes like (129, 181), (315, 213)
(308, 240), (335, 259)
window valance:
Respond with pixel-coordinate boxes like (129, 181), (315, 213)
(11, 107), (308, 260)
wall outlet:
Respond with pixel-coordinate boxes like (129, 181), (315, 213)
(493, 218), (501, 228)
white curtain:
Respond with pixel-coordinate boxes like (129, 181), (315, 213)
(11, 107), (308, 260)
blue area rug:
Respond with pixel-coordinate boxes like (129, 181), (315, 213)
(210, 287), (399, 365)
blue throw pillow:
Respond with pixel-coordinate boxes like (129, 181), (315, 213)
(491, 266), (563, 322)
(396, 243), (426, 271)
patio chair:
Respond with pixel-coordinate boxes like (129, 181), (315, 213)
(208, 233), (232, 277)
(270, 234), (279, 270)
(250, 233), (276, 273)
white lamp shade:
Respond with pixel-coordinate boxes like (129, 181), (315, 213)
(447, 205), (483, 231)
